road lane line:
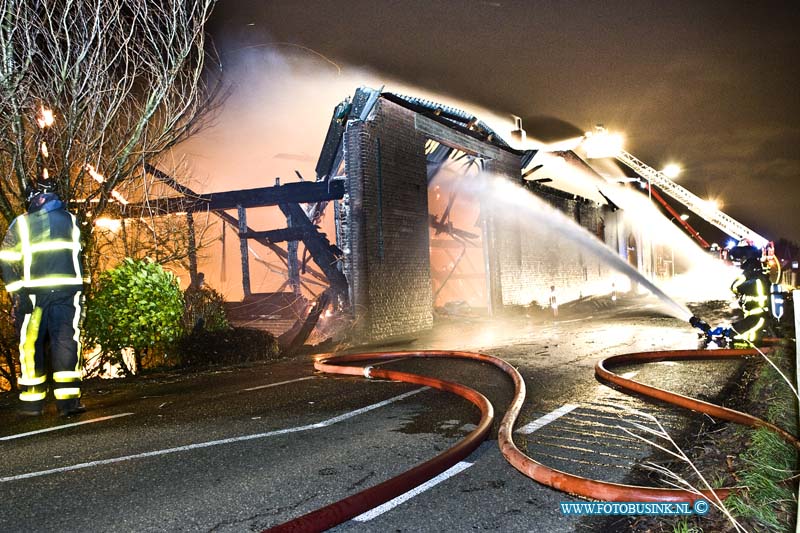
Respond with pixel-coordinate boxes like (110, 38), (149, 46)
(516, 404), (579, 434)
(352, 460), (474, 522)
(242, 375), (317, 391)
(1, 387), (427, 483)
(0, 413), (135, 442)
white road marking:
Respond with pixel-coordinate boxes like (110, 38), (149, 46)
(242, 375), (317, 392)
(0, 413), (135, 442)
(1, 388), (427, 483)
(353, 461), (474, 522)
(516, 404), (579, 434)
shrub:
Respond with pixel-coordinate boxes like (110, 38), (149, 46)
(182, 285), (229, 333)
(177, 327), (281, 367)
(84, 258), (184, 375)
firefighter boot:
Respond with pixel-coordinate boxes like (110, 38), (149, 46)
(18, 399), (44, 416)
(57, 398), (86, 417)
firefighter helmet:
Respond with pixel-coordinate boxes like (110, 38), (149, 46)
(24, 179), (57, 207)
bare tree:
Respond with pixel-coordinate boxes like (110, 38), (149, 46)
(0, 0), (219, 225)
(0, 0), (220, 389)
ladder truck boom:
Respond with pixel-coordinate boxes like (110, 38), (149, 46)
(615, 148), (768, 248)
(643, 183), (710, 248)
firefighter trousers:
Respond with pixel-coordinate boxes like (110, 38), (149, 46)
(16, 289), (83, 411)
(731, 313), (766, 343)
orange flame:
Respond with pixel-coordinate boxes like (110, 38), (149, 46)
(110, 190), (129, 205)
(86, 163), (129, 204)
(36, 107), (55, 129)
(86, 164), (105, 183)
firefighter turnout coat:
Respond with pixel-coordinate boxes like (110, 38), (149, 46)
(730, 271), (769, 342)
(0, 194), (84, 408)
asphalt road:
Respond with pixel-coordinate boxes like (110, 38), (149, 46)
(0, 297), (743, 532)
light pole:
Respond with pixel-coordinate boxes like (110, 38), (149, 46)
(668, 214), (689, 278)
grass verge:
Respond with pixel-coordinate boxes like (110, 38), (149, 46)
(722, 344), (799, 532)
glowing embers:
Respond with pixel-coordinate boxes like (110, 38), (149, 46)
(85, 164), (129, 205)
(428, 162), (487, 311)
(94, 218), (122, 232)
(36, 106), (55, 129)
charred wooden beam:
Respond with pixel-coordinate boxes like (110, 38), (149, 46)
(285, 207), (301, 296)
(278, 290), (332, 352)
(241, 227), (307, 242)
(145, 165), (329, 285)
(428, 214), (480, 240)
(237, 205), (251, 297)
(278, 203), (348, 300)
(121, 179), (345, 217)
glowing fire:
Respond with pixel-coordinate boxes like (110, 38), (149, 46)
(94, 217), (122, 232)
(36, 106), (55, 128)
(86, 164), (129, 204)
(86, 164), (105, 183)
(110, 190), (129, 205)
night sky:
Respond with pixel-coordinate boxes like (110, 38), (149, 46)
(209, 0), (799, 243)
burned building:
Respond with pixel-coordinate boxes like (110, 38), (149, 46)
(316, 87), (640, 341)
(136, 87), (654, 345)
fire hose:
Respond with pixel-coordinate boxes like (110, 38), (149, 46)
(266, 347), (799, 532)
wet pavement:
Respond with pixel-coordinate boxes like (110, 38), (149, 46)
(0, 295), (744, 532)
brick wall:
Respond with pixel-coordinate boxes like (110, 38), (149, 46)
(343, 99), (433, 341)
(490, 183), (620, 308)
(341, 95), (632, 341)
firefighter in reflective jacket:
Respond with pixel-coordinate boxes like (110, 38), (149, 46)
(0, 182), (86, 416)
(727, 245), (770, 343)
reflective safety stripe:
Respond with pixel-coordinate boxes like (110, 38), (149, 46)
(72, 291), (83, 369)
(53, 371), (82, 382)
(18, 375), (47, 386)
(29, 241), (81, 253)
(19, 306), (42, 384)
(18, 311), (32, 379)
(0, 250), (22, 261)
(734, 316), (765, 341)
(6, 277), (84, 292)
(20, 390), (47, 402)
(53, 388), (81, 399)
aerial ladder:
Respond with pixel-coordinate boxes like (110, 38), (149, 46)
(582, 126), (768, 249)
(640, 180), (710, 249)
(614, 148), (769, 249)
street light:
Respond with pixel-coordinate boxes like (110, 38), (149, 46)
(662, 164), (681, 179)
(582, 127), (624, 159)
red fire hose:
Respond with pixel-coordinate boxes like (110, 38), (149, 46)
(265, 351), (496, 532)
(596, 348), (800, 447)
(265, 347), (799, 532)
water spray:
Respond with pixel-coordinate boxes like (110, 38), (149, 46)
(480, 175), (694, 321)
